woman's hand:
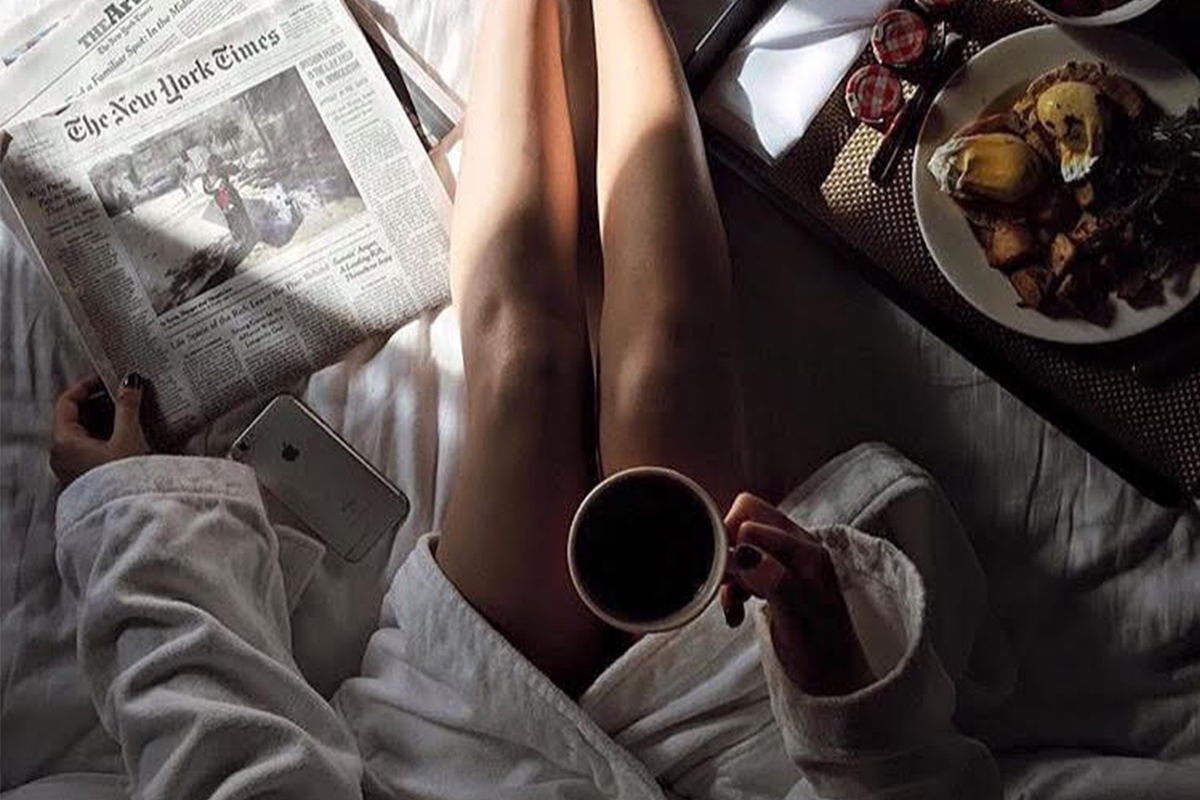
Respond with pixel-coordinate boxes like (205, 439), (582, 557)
(51, 373), (150, 486)
(721, 493), (874, 696)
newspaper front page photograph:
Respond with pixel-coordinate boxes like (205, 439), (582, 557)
(1, 0), (451, 440)
(88, 66), (367, 315)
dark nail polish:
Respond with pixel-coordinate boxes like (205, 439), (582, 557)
(122, 372), (144, 390)
(735, 544), (761, 570)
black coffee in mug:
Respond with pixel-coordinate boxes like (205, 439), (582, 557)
(571, 471), (717, 624)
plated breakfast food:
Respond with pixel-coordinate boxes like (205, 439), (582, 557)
(927, 60), (1200, 326)
(913, 26), (1200, 343)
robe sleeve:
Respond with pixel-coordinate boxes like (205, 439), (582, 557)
(757, 525), (1002, 799)
(54, 456), (363, 800)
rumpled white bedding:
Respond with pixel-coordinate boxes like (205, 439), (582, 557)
(3, 0), (1200, 795)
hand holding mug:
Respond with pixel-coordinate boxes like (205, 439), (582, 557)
(721, 493), (874, 697)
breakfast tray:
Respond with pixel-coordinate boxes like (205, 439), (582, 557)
(706, 0), (1200, 505)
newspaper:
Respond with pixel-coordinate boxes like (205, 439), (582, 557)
(0, 0), (280, 128)
(0, 0), (451, 441)
(344, 0), (463, 131)
(2, 0), (251, 247)
(344, 0), (463, 195)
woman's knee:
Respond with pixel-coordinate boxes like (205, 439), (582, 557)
(598, 326), (743, 501)
(453, 204), (579, 309)
(463, 299), (590, 423)
(601, 321), (731, 427)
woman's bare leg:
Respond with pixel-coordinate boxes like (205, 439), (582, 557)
(558, 2), (604, 356)
(435, 0), (609, 696)
(592, 0), (744, 508)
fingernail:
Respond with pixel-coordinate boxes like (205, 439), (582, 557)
(734, 544), (762, 570)
(122, 372), (144, 390)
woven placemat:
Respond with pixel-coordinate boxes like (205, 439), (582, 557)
(711, 0), (1200, 503)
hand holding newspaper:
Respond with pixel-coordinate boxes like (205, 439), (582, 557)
(0, 0), (451, 441)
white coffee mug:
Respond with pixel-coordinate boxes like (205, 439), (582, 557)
(567, 466), (728, 634)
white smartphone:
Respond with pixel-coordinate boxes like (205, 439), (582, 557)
(229, 395), (409, 562)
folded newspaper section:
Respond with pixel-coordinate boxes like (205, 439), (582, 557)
(0, 0), (452, 441)
(0, 0), (280, 128)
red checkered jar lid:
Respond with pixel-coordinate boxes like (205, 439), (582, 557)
(845, 64), (903, 124)
(871, 9), (930, 67)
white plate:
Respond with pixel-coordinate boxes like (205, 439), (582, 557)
(1024, 0), (1165, 28)
(913, 25), (1200, 344)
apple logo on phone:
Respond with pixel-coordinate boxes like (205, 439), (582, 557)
(281, 442), (300, 462)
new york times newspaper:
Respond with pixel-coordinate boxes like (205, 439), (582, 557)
(0, 0), (451, 440)
(0, 0), (271, 253)
(0, 0), (277, 127)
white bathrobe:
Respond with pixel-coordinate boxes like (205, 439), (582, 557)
(34, 443), (1008, 799)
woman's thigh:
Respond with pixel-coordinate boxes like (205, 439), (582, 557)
(432, 0), (613, 697)
(438, 292), (607, 697)
(592, 0), (745, 509)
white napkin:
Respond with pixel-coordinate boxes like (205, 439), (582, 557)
(700, 0), (899, 164)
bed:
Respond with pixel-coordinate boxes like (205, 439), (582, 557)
(2, 0), (1198, 795)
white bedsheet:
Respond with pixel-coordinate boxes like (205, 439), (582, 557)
(4, 0), (1200, 795)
